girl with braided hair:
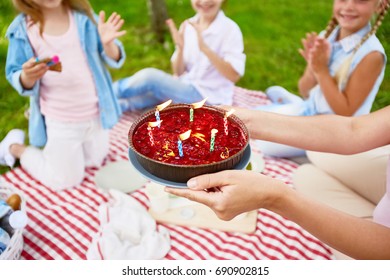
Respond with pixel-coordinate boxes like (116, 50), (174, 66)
(255, 0), (389, 158)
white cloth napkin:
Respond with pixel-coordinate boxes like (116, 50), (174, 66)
(87, 189), (170, 260)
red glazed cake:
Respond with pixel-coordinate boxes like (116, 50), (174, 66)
(128, 104), (249, 183)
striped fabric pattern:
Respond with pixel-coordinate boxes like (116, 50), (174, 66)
(0, 87), (333, 260)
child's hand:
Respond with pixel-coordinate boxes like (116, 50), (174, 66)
(166, 18), (186, 50)
(299, 32), (318, 62)
(188, 21), (208, 53)
(20, 57), (49, 89)
(308, 38), (331, 76)
(98, 11), (126, 46)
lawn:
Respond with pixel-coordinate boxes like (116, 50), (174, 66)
(1, 0), (390, 174)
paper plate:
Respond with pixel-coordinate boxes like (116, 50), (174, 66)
(95, 160), (148, 193)
(247, 152), (266, 173)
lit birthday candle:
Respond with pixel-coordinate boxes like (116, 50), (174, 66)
(177, 130), (191, 157)
(147, 120), (162, 146)
(190, 98), (208, 122)
(155, 99), (172, 127)
(210, 129), (218, 152)
(224, 109), (235, 136)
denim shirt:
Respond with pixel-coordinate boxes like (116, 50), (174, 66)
(5, 11), (126, 147)
(304, 24), (386, 116)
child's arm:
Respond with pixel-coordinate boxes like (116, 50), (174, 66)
(310, 38), (384, 116)
(98, 11), (126, 62)
(166, 19), (186, 76)
(200, 45), (241, 83)
(297, 32), (320, 98)
(298, 65), (317, 98)
(190, 22), (242, 83)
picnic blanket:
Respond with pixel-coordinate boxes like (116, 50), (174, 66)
(0, 87), (334, 260)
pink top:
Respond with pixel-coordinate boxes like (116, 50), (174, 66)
(26, 11), (99, 122)
(373, 156), (390, 227)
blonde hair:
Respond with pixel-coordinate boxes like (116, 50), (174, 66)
(323, 0), (389, 88)
(12, 0), (96, 34)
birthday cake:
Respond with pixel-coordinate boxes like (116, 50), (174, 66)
(128, 103), (249, 183)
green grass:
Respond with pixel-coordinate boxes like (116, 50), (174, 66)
(1, 0), (390, 174)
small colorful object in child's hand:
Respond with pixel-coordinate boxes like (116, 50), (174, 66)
(34, 55), (62, 72)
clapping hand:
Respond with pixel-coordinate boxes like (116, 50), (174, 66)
(166, 18), (186, 51)
(298, 32), (318, 62)
(188, 20), (208, 53)
(98, 11), (126, 46)
(308, 37), (331, 76)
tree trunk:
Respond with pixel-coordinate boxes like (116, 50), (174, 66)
(147, 0), (168, 43)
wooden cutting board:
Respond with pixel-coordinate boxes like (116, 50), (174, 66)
(149, 198), (258, 234)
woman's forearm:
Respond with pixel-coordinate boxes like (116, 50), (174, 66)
(244, 107), (390, 154)
(271, 187), (390, 259)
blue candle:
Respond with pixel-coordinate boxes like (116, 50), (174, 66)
(177, 139), (184, 157)
(178, 129), (191, 158)
(155, 110), (161, 127)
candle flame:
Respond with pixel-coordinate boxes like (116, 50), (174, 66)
(192, 132), (206, 142)
(191, 98), (208, 109)
(162, 142), (176, 157)
(224, 109), (235, 118)
(148, 120), (163, 127)
(165, 151), (175, 157)
(211, 129), (218, 136)
(179, 129), (192, 141)
(156, 99), (172, 111)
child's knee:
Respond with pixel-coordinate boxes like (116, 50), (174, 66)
(135, 68), (165, 83)
(41, 169), (85, 191)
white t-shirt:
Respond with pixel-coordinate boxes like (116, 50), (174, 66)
(171, 11), (246, 105)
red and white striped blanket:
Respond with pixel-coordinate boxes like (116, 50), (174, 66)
(1, 87), (333, 260)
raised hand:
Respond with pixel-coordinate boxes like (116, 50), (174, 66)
(166, 18), (186, 50)
(20, 57), (49, 89)
(308, 37), (331, 76)
(98, 11), (126, 46)
(298, 32), (318, 62)
(188, 21), (208, 52)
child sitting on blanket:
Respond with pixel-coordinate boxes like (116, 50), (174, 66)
(0, 0), (126, 190)
(113, 0), (246, 112)
(255, 0), (388, 158)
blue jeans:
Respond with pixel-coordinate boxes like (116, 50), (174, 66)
(254, 86), (312, 158)
(113, 68), (203, 112)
